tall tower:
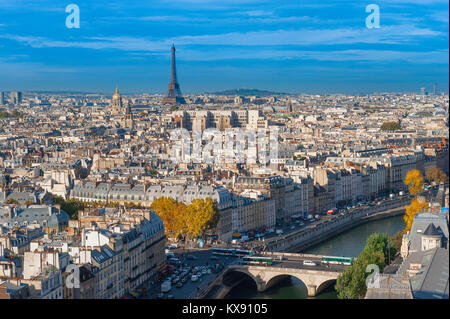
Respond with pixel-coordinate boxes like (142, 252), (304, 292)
(11, 91), (22, 105)
(162, 45), (186, 105)
(433, 83), (438, 95)
(124, 104), (134, 129)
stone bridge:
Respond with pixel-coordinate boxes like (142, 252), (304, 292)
(222, 264), (343, 297)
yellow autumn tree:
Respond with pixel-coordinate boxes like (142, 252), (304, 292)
(403, 169), (424, 195)
(403, 199), (429, 233)
(425, 167), (448, 185)
(151, 197), (187, 238)
(184, 198), (219, 239)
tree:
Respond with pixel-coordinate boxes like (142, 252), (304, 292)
(380, 122), (401, 132)
(149, 169), (158, 176)
(425, 167), (448, 184)
(151, 197), (187, 238)
(403, 169), (424, 195)
(336, 233), (394, 299)
(403, 198), (429, 233)
(184, 198), (219, 239)
(53, 196), (85, 219)
(390, 231), (404, 252)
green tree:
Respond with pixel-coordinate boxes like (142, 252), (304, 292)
(335, 233), (394, 299)
(390, 231), (404, 252)
(53, 196), (85, 219)
(380, 121), (401, 132)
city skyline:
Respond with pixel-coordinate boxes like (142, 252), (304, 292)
(0, 0), (448, 94)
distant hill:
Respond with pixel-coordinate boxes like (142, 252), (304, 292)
(210, 88), (287, 96)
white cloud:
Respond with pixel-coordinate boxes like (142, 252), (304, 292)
(5, 22), (444, 49)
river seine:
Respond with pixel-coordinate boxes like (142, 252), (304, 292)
(226, 214), (406, 299)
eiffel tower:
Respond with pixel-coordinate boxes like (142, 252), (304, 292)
(162, 45), (186, 105)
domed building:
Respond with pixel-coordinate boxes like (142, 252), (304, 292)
(111, 87), (123, 115)
(110, 87), (134, 129)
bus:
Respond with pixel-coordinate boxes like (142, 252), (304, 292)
(242, 256), (273, 266)
(321, 256), (353, 265)
(212, 248), (253, 257)
(212, 248), (234, 256)
(235, 249), (253, 257)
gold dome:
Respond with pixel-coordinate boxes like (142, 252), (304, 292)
(112, 87), (121, 99)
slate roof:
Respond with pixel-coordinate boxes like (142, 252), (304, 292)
(409, 248), (449, 299)
(9, 205), (69, 228)
(408, 213), (448, 252)
(423, 224), (440, 237)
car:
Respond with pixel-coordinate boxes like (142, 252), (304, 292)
(176, 282), (183, 288)
(156, 293), (165, 299)
(166, 252), (175, 258)
(303, 260), (317, 267)
(186, 255), (198, 260)
(167, 294), (174, 299)
(168, 258), (181, 265)
(210, 256), (219, 260)
(202, 269), (207, 275)
(191, 275), (199, 282)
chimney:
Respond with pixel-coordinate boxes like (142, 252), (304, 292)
(9, 206), (15, 219)
(144, 209), (150, 221)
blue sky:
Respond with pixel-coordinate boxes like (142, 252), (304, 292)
(0, 0), (448, 94)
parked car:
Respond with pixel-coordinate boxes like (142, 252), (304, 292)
(186, 255), (198, 260)
(191, 275), (199, 282)
(168, 258), (181, 266)
(176, 282), (183, 288)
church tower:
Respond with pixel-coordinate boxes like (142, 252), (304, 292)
(124, 104), (134, 129)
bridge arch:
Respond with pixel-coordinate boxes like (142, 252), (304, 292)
(265, 274), (307, 295)
(316, 278), (337, 295)
(225, 265), (342, 297)
(263, 272), (335, 297)
(222, 268), (260, 293)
